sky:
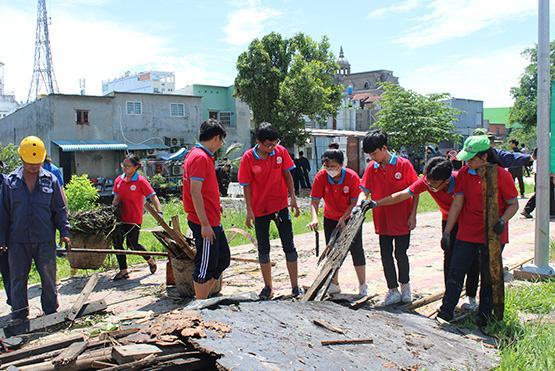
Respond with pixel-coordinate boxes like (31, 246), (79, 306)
(0, 0), (552, 107)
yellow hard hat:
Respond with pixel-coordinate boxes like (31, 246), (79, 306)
(18, 136), (46, 164)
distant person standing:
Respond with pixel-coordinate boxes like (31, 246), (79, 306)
(508, 139), (525, 198)
(298, 151), (311, 188)
(290, 153), (301, 196)
(215, 160), (231, 197)
(0, 161), (11, 309)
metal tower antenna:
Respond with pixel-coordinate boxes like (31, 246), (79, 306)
(27, 0), (58, 102)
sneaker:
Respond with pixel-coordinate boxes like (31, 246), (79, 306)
(461, 296), (478, 311)
(292, 286), (304, 297)
(436, 311), (453, 324)
(400, 283), (412, 303)
(521, 210), (533, 219)
(382, 288), (401, 306)
(358, 283), (368, 296)
(259, 286), (273, 300)
(328, 282), (341, 295)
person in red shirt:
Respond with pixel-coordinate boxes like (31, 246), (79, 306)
(112, 154), (162, 280)
(438, 135), (518, 325)
(238, 122), (301, 300)
(182, 119), (231, 299)
(307, 149), (367, 295)
(358, 130), (419, 305)
(373, 157), (480, 310)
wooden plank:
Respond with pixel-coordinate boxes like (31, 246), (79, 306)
(0, 300), (107, 338)
(105, 354), (156, 371)
(225, 227), (257, 247)
(67, 273), (99, 322)
(18, 348), (113, 371)
(99, 327), (141, 341)
(321, 338), (374, 346)
(312, 319), (345, 334)
(144, 203), (195, 259)
(350, 294), (378, 310)
(52, 340), (88, 366)
(482, 164), (504, 320)
(112, 344), (162, 364)
(60, 248), (168, 257)
(171, 215), (182, 235)
(0, 334), (84, 365)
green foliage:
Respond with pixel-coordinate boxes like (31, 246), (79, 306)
(507, 126), (537, 150)
(65, 174), (99, 213)
(148, 173), (166, 188)
(0, 143), (21, 173)
(235, 32), (342, 146)
(509, 41), (555, 129)
(374, 83), (460, 151)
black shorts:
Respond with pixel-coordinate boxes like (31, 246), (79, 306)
(188, 222), (231, 284)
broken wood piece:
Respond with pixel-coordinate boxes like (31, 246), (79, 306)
(0, 300), (107, 338)
(99, 328), (141, 341)
(225, 227), (258, 247)
(321, 338), (373, 346)
(52, 340), (88, 366)
(67, 273), (99, 322)
(312, 319), (345, 334)
(350, 294), (378, 309)
(112, 344), (162, 364)
(18, 348), (113, 371)
(0, 334), (84, 365)
(171, 215), (182, 235)
(105, 354), (156, 371)
(91, 360), (117, 368)
(59, 248), (169, 257)
(229, 256), (275, 266)
(145, 203), (195, 259)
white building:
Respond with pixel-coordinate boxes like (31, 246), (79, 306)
(102, 71), (175, 95)
(0, 62), (19, 119)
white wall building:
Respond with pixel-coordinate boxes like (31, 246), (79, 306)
(102, 71), (175, 95)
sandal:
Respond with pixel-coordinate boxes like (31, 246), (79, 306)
(148, 258), (157, 274)
(113, 271), (129, 281)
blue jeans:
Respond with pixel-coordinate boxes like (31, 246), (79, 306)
(9, 242), (58, 319)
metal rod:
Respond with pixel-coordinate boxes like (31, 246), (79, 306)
(62, 249), (168, 257)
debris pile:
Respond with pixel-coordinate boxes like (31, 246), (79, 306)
(69, 205), (118, 235)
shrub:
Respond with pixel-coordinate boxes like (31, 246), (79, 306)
(0, 143), (21, 173)
(65, 174), (99, 212)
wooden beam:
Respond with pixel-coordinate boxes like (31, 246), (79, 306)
(312, 319), (345, 334)
(321, 338), (373, 346)
(52, 341), (89, 366)
(67, 273), (99, 322)
(59, 248), (169, 257)
(0, 334), (84, 365)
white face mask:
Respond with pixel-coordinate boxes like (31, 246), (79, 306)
(326, 169), (341, 178)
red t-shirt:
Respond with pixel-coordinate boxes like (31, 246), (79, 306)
(182, 144), (221, 227)
(454, 165), (518, 245)
(238, 145), (295, 217)
(311, 168), (361, 221)
(361, 155), (418, 236)
(113, 173), (155, 225)
(409, 173), (457, 220)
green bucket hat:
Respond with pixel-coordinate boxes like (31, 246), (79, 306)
(457, 135), (491, 161)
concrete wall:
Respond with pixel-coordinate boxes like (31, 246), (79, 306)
(75, 151), (121, 179)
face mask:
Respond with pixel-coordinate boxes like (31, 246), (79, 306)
(326, 169), (341, 178)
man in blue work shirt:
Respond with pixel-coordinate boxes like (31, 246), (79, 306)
(0, 161), (11, 309)
(1, 136), (70, 322)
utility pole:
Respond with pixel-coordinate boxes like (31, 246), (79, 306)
(27, 0), (58, 103)
(520, 0), (554, 277)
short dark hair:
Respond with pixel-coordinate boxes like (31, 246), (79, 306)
(476, 147), (500, 165)
(424, 157), (452, 181)
(321, 149), (344, 165)
(532, 147), (538, 158)
(299, 151), (304, 156)
(124, 153), (142, 168)
(328, 142), (340, 150)
(362, 129), (387, 154)
(199, 119), (227, 142)
(256, 122), (279, 142)
(509, 139), (519, 146)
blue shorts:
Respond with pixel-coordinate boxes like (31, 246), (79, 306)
(188, 222), (231, 284)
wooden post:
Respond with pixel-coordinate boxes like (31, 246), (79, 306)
(481, 164), (504, 320)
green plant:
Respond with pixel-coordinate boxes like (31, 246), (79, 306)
(149, 173), (166, 188)
(0, 143), (21, 173)
(65, 174), (99, 213)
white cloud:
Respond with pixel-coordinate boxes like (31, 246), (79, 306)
(402, 45), (529, 106)
(222, 0), (281, 46)
(367, 0), (420, 20)
(0, 3), (231, 102)
(395, 0), (537, 48)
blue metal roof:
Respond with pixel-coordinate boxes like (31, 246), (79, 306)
(52, 140), (128, 152)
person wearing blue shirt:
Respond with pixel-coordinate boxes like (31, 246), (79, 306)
(43, 158), (64, 187)
(1, 137), (70, 322)
(0, 162), (11, 309)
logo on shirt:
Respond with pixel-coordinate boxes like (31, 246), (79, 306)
(276, 156), (283, 164)
(394, 172), (402, 180)
(343, 186), (349, 193)
(130, 185), (137, 191)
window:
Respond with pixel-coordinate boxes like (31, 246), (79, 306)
(76, 109), (89, 124)
(170, 103), (185, 117)
(219, 111), (232, 126)
(126, 101), (142, 115)
(153, 88), (160, 93)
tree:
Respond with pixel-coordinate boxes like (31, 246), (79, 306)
(374, 83), (460, 151)
(235, 32), (342, 146)
(0, 143), (21, 173)
(509, 41), (555, 129)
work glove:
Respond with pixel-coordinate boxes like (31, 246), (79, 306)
(440, 232), (450, 251)
(493, 219), (505, 235)
(352, 200), (377, 216)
